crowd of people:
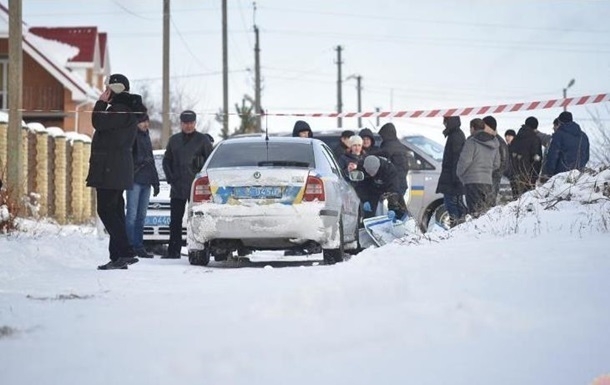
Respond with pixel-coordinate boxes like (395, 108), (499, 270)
(79, 72), (591, 268)
(438, 111), (590, 227)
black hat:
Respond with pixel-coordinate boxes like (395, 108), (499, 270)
(558, 111), (573, 123)
(106, 73), (130, 93)
(341, 130), (355, 138)
(138, 113), (149, 123)
(180, 110), (197, 123)
(504, 129), (517, 137)
(525, 116), (539, 130)
(482, 115), (497, 131)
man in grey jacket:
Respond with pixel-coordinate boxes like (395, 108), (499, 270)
(457, 118), (501, 218)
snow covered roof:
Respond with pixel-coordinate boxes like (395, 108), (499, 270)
(28, 27), (99, 64)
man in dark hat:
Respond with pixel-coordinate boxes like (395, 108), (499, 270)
(162, 110), (214, 259)
(508, 116), (543, 197)
(543, 111), (589, 177)
(482, 115), (508, 204)
(87, 73), (147, 270)
(436, 116), (467, 227)
(292, 120), (313, 138)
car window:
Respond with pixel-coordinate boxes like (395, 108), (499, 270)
(320, 143), (341, 177)
(154, 154), (166, 181)
(402, 136), (444, 162)
(207, 141), (315, 168)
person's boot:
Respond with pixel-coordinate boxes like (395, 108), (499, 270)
(135, 248), (154, 258)
(97, 259), (129, 270)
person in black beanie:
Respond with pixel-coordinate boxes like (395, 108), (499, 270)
(436, 116), (467, 227)
(378, 122), (412, 196)
(359, 127), (378, 155)
(88, 73), (147, 270)
(508, 116), (543, 198)
(504, 129), (516, 145)
(543, 111), (589, 177)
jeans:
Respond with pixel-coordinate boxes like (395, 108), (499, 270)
(97, 188), (133, 261)
(443, 194), (467, 223)
(125, 183), (151, 251)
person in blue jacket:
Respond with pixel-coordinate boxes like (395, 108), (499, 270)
(543, 111), (589, 177)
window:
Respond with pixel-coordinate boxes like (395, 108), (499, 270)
(207, 141), (315, 169)
(0, 58), (7, 110)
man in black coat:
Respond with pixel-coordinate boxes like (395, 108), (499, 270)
(87, 73), (146, 270)
(378, 122), (411, 196)
(435, 116), (466, 227)
(162, 110), (214, 259)
(361, 155), (408, 220)
(508, 117), (543, 198)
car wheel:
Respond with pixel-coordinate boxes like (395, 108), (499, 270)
(432, 204), (451, 230)
(323, 217), (345, 265)
(188, 247), (210, 266)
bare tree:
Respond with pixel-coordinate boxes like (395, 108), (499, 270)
(588, 105), (610, 167)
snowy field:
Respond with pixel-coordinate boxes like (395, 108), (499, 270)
(1, 170), (609, 385)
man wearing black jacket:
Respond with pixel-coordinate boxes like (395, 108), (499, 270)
(508, 117), (543, 198)
(162, 110), (214, 259)
(378, 122), (411, 196)
(436, 116), (466, 227)
(87, 73), (146, 270)
(361, 155), (408, 220)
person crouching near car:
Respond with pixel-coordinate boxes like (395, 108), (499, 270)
(361, 155), (408, 220)
(162, 110), (214, 259)
(125, 113), (160, 259)
(456, 118), (500, 218)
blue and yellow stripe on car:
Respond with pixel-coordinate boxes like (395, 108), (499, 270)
(410, 185), (424, 197)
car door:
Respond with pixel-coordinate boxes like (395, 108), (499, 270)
(319, 143), (358, 242)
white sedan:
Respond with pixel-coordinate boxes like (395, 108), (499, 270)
(187, 136), (361, 265)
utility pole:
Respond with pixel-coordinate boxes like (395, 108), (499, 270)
(355, 75), (362, 128)
(253, 3), (262, 132)
(161, 0), (170, 146)
(335, 45), (343, 128)
(375, 107), (381, 127)
(563, 78), (575, 112)
(222, 0), (229, 136)
(7, 0), (23, 199)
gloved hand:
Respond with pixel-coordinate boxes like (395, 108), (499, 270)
(363, 201), (372, 212)
(153, 185), (160, 197)
(387, 210), (396, 221)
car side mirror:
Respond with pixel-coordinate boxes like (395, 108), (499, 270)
(349, 170), (365, 182)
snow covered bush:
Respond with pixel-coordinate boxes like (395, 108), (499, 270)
(0, 184), (20, 233)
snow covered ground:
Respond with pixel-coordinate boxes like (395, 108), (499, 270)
(1, 170), (609, 385)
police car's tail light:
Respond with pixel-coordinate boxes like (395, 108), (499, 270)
(192, 176), (212, 203)
(303, 175), (325, 202)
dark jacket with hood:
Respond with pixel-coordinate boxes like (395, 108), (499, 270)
(133, 128), (160, 189)
(436, 116), (466, 195)
(361, 156), (407, 219)
(509, 124), (542, 185)
(292, 120), (313, 138)
(456, 130), (501, 185)
(544, 121), (590, 176)
(163, 131), (214, 200)
(87, 92), (146, 190)
(378, 123), (410, 194)
(359, 128), (378, 154)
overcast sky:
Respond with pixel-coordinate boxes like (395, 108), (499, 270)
(22, 0), (610, 141)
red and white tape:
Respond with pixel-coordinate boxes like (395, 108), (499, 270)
(263, 93), (609, 118)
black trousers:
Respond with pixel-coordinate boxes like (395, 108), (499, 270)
(464, 183), (493, 218)
(168, 198), (187, 255)
(97, 188), (133, 261)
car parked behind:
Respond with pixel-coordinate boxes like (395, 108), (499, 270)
(142, 149), (187, 249)
(187, 136), (361, 266)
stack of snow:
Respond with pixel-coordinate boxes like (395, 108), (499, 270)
(401, 168), (610, 245)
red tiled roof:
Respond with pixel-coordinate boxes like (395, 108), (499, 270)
(99, 32), (107, 67)
(29, 26), (98, 63)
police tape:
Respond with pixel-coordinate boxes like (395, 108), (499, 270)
(261, 93), (610, 118)
(8, 93), (609, 118)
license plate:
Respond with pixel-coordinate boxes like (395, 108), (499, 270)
(145, 215), (171, 226)
(233, 186), (283, 199)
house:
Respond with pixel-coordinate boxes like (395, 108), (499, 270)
(0, 2), (109, 137)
